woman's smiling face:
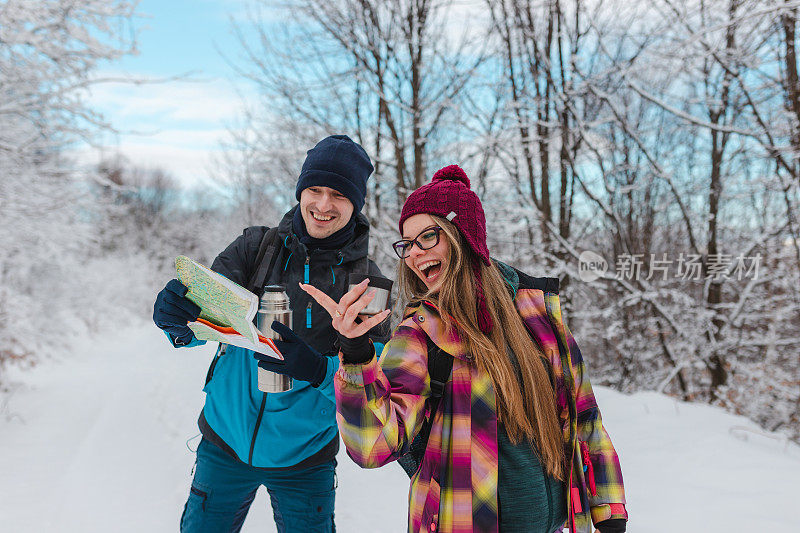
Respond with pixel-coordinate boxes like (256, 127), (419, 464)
(401, 213), (450, 293)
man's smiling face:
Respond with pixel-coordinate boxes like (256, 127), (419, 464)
(299, 186), (354, 238)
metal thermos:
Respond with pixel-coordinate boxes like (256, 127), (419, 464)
(347, 273), (393, 315)
(255, 285), (293, 393)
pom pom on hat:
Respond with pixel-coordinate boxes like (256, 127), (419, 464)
(432, 164), (471, 188)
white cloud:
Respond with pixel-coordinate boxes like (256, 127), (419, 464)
(73, 140), (219, 189)
(80, 72), (259, 187)
(89, 74), (252, 126)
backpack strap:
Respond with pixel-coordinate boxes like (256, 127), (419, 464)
(398, 336), (454, 477)
(246, 227), (282, 294)
(426, 337), (452, 414)
(350, 255), (369, 274)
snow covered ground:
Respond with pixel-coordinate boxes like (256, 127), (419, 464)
(1, 323), (798, 532)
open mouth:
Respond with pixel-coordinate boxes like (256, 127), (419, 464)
(418, 260), (442, 282)
(311, 211), (336, 222)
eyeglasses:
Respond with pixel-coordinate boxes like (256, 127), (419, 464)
(392, 226), (443, 258)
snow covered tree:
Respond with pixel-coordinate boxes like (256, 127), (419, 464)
(221, 0), (800, 441)
(231, 0), (488, 210)
(473, 0), (800, 439)
(0, 0), (138, 370)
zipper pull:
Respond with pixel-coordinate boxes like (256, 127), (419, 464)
(306, 301), (312, 329)
(580, 441), (597, 496)
(304, 255), (310, 284)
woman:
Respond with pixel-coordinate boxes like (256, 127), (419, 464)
(300, 165), (627, 533)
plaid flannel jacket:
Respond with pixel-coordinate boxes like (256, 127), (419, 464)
(335, 282), (627, 533)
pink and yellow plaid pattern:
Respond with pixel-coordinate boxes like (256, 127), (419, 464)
(335, 288), (627, 533)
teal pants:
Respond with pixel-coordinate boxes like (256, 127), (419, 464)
(180, 439), (336, 533)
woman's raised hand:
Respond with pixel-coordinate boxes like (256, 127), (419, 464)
(299, 279), (391, 339)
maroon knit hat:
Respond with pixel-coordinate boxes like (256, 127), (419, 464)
(399, 164), (493, 334)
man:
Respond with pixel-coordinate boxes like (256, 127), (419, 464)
(153, 135), (390, 532)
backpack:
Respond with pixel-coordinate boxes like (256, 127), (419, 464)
(397, 336), (454, 477)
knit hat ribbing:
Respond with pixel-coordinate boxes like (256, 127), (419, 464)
(399, 164), (493, 334)
(295, 135), (373, 214)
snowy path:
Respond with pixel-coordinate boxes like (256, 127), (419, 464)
(1, 323), (798, 532)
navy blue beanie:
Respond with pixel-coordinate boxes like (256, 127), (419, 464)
(295, 135), (373, 214)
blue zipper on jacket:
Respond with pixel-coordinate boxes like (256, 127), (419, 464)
(305, 255), (312, 328)
(330, 254), (343, 285)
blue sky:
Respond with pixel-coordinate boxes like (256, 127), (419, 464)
(83, 0), (485, 188)
(85, 0), (258, 187)
(122, 0), (242, 77)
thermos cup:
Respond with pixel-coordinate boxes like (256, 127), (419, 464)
(255, 285), (293, 393)
(347, 273), (393, 315)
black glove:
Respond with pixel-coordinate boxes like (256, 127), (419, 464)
(253, 321), (328, 387)
(596, 519), (626, 533)
(153, 279), (201, 345)
(337, 332), (375, 365)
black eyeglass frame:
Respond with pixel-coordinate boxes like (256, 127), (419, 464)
(392, 225), (443, 258)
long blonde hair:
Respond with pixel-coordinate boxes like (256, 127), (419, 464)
(397, 216), (565, 480)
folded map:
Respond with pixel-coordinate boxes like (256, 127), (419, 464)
(175, 256), (282, 360)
